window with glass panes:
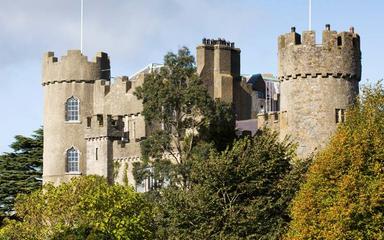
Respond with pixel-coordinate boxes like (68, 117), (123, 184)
(66, 97), (79, 121)
(66, 147), (79, 172)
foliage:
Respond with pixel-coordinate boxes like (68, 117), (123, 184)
(0, 176), (154, 240)
(287, 82), (384, 239)
(199, 100), (236, 152)
(154, 131), (308, 239)
(0, 128), (43, 221)
(133, 47), (235, 190)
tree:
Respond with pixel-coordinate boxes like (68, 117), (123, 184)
(154, 131), (308, 239)
(287, 83), (384, 239)
(0, 175), (154, 240)
(0, 128), (43, 221)
(133, 47), (235, 190)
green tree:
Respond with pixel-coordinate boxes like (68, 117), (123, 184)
(287, 83), (384, 239)
(0, 175), (154, 240)
(155, 131), (308, 239)
(133, 47), (235, 190)
(0, 128), (43, 221)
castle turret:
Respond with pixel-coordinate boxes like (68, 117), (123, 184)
(42, 50), (110, 184)
(278, 25), (361, 157)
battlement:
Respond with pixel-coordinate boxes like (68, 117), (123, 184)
(42, 50), (110, 85)
(256, 112), (281, 132)
(109, 76), (132, 93)
(278, 25), (360, 49)
(94, 75), (137, 99)
(278, 25), (361, 80)
(85, 114), (125, 139)
(278, 25), (361, 81)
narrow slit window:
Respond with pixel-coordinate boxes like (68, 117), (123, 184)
(335, 109), (339, 123)
(95, 148), (98, 161)
(274, 113), (279, 121)
(336, 109), (346, 123)
(337, 36), (342, 46)
(340, 109), (345, 123)
(122, 131), (129, 142)
(97, 115), (104, 126)
(87, 117), (92, 128)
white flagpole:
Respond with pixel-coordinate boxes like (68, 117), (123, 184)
(80, 0), (84, 53)
(309, 0), (312, 31)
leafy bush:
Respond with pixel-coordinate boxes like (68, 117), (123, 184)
(0, 176), (154, 240)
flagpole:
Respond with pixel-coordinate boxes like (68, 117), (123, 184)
(309, 0), (312, 31)
(80, 0), (84, 53)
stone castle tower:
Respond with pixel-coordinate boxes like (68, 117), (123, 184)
(278, 25), (361, 157)
(42, 25), (361, 185)
(42, 50), (110, 184)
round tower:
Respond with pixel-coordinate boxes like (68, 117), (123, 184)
(278, 25), (361, 157)
(42, 50), (110, 184)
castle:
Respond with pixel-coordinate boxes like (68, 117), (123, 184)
(42, 25), (361, 189)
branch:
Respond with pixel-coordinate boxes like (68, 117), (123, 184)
(162, 144), (180, 164)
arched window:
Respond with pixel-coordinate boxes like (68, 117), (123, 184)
(66, 147), (79, 172)
(65, 97), (79, 121)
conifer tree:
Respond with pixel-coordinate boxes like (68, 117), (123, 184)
(0, 128), (43, 221)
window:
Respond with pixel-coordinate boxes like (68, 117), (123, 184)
(256, 91), (265, 99)
(66, 147), (79, 172)
(135, 166), (170, 192)
(136, 167), (154, 192)
(274, 113), (279, 121)
(86, 117), (92, 127)
(337, 36), (342, 46)
(259, 105), (265, 113)
(128, 120), (136, 140)
(132, 121), (136, 140)
(97, 115), (103, 126)
(122, 131), (129, 142)
(65, 97), (79, 121)
(335, 109), (345, 123)
(95, 148), (98, 161)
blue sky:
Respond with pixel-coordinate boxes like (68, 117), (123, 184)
(0, 0), (383, 153)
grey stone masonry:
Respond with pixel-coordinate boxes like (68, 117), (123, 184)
(278, 25), (361, 157)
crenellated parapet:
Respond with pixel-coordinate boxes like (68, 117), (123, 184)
(42, 50), (110, 85)
(85, 114), (125, 140)
(278, 25), (361, 81)
(109, 76), (132, 93)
